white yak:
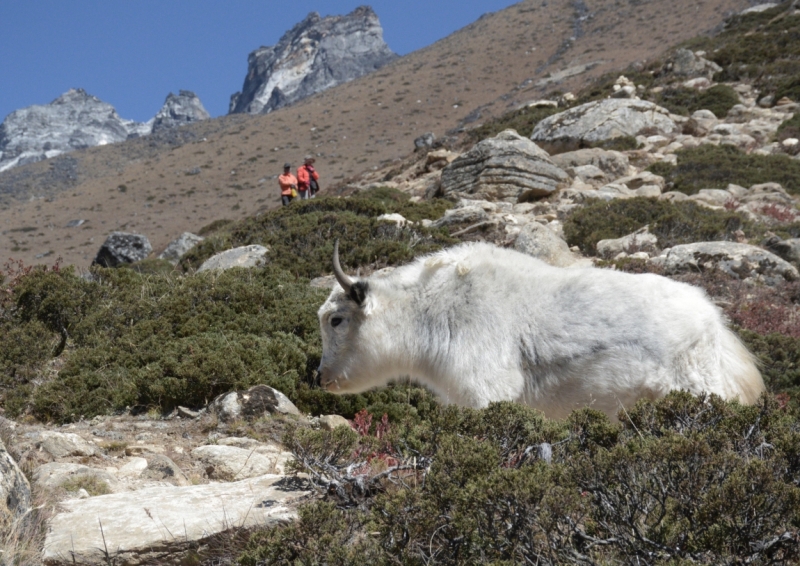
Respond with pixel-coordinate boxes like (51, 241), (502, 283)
(317, 241), (764, 419)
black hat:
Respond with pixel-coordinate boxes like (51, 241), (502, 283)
(283, 163), (291, 169)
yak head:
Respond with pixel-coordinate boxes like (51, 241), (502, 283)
(317, 241), (387, 394)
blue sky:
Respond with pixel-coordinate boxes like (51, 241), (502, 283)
(0, 1), (519, 123)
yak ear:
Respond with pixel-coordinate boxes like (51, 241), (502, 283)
(349, 281), (369, 306)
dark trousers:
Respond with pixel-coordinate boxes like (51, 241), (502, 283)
(281, 195), (293, 206)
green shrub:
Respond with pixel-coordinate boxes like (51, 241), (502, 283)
(179, 189), (455, 277)
(647, 144), (800, 195)
(654, 84), (740, 118)
(563, 197), (751, 255)
(241, 395), (800, 564)
(777, 112), (800, 142)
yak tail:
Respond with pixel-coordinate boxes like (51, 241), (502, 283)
(719, 327), (765, 405)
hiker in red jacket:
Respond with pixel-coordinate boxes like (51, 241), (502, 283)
(278, 163), (298, 206)
(297, 155), (320, 199)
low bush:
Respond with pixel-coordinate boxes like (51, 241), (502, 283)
(240, 395), (800, 564)
(647, 144), (800, 195)
(777, 111), (800, 142)
(654, 84), (740, 118)
(563, 197), (751, 255)
(180, 188), (455, 277)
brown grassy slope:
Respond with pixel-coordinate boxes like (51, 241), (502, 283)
(0, 0), (751, 268)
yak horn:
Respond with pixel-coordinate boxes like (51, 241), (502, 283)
(332, 239), (354, 293)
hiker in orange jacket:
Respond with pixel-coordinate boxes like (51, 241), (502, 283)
(297, 155), (320, 199)
(279, 163), (298, 206)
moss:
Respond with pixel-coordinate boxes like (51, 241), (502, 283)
(563, 197), (751, 255)
(777, 112), (800, 142)
(647, 144), (800, 195)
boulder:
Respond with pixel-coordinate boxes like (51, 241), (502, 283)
(42, 474), (310, 565)
(196, 245), (269, 272)
(531, 99), (678, 154)
(650, 242), (799, 285)
(414, 132), (435, 150)
(319, 415), (351, 431)
(210, 385), (301, 422)
(93, 232), (152, 268)
(549, 148), (630, 179)
(431, 205), (489, 228)
(513, 223), (577, 267)
(33, 462), (117, 493)
(596, 226), (659, 258)
(141, 454), (188, 486)
(192, 445), (279, 480)
(762, 234), (800, 267)
(36, 431), (98, 458)
(0, 438), (30, 528)
(157, 232), (204, 264)
(668, 48), (722, 78)
(440, 129), (569, 202)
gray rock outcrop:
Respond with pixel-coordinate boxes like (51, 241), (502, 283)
(93, 232), (152, 267)
(531, 99), (678, 154)
(0, 438), (30, 527)
(210, 385), (302, 422)
(158, 232), (204, 264)
(191, 445), (282, 480)
(667, 48), (722, 78)
(230, 6), (397, 114)
(762, 234), (800, 267)
(549, 148), (631, 179)
(650, 242), (799, 285)
(0, 89), (150, 173)
(150, 91), (210, 133)
(196, 244), (269, 272)
(41, 474), (310, 565)
(440, 129), (570, 202)
(596, 226), (659, 259)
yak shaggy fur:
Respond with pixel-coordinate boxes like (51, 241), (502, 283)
(317, 242), (765, 419)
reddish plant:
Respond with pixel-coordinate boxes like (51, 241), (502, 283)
(755, 203), (799, 223)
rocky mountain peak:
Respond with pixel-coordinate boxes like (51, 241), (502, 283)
(229, 5), (397, 115)
(151, 90), (211, 133)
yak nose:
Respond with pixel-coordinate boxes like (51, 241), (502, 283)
(318, 367), (335, 389)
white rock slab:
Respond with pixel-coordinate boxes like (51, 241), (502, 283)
(42, 474), (309, 565)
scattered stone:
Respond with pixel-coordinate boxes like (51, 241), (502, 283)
(93, 232), (152, 268)
(440, 129), (569, 202)
(668, 48), (722, 78)
(176, 406), (202, 419)
(196, 245), (269, 273)
(596, 226), (659, 259)
(42, 474), (310, 565)
(650, 242), (799, 284)
(762, 234), (800, 267)
(65, 219), (86, 228)
(531, 99), (678, 154)
(0, 438), (30, 528)
(117, 458), (148, 479)
(158, 232), (204, 264)
(210, 385), (302, 422)
(549, 148), (630, 178)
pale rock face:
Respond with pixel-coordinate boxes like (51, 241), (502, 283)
(158, 232), (204, 265)
(42, 474), (309, 565)
(513, 222), (577, 267)
(230, 6), (396, 114)
(531, 99), (678, 154)
(549, 148), (631, 178)
(209, 385), (302, 422)
(192, 445), (279, 480)
(597, 226), (659, 259)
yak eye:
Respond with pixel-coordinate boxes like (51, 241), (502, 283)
(331, 316), (343, 328)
